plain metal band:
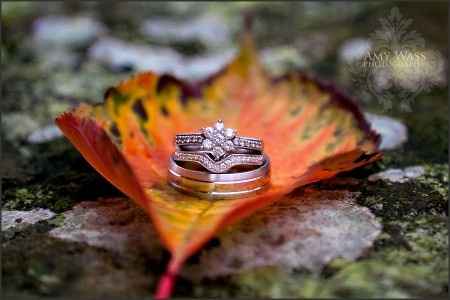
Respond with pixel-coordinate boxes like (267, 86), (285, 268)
(169, 181), (269, 199)
(168, 170), (270, 199)
(168, 169), (270, 193)
(168, 155), (270, 182)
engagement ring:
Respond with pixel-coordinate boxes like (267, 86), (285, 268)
(174, 120), (264, 172)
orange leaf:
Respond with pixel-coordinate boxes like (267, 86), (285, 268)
(55, 34), (381, 298)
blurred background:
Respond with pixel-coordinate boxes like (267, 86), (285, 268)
(2, 1), (448, 176)
(1, 1), (448, 299)
(2, 2), (447, 153)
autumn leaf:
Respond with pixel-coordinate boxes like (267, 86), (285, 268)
(55, 33), (381, 298)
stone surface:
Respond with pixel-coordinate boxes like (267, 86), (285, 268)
(182, 49), (235, 79)
(27, 125), (63, 144)
(261, 46), (307, 75)
(88, 37), (183, 73)
(365, 113), (408, 150)
(339, 38), (372, 63)
(38, 48), (80, 69)
(32, 16), (106, 48)
(3, 113), (40, 141)
(183, 190), (381, 279)
(2, 209), (56, 231)
(88, 37), (235, 80)
(49, 198), (160, 255)
(368, 166), (425, 183)
(140, 15), (231, 47)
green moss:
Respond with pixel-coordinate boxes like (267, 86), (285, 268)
(3, 139), (121, 213)
(178, 163), (448, 298)
(230, 268), (332, 298)
(3, 186), (72, 213)
(2, 173), (120, 213)
(193, 213), (447, 298)
(46, 214), (66, 227)
(420, 164), (449, 198)
(357, 164), (448, 222)
(346, 164), (448, 298)
(330, 216), (446, 297)
(366, 88), (448, 166)
(324, 260), (442, 298)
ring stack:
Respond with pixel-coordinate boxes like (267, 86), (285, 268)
(168, 120), (270, 199)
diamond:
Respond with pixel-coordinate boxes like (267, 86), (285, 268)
(214, 120), (224, 131)
(224, 128), (235, 139)
(223, 140), (235, 151)
(212, 146), (225, 159)
(202, 139), (213, 150)
(215, 133), (225, 142)
(203, 127), (215, 139)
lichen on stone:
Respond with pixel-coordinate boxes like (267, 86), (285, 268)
(2, 221), (157, 298)
(2, 209), (56, 231)
(182, 190), (381, 280)
(368, 165), (425, 183)
(49, 197), (164, 256)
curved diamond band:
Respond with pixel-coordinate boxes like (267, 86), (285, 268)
(173, 151), (264, 173)
(168, 155), (270, 182)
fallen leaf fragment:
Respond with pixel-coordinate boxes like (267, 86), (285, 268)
(56, 34), (381, 298)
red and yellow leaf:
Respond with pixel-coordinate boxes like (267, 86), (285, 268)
(55, 34), (381, 298)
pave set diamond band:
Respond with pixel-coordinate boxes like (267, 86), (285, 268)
(168, 120), (270, 199)
(173, 151), (265, 173)
(176, 134), (263, 153)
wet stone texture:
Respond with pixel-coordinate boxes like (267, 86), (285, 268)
(2, 2), (448, 299)
(48, 198), (162, 256)
(2, 209), (56, 231)
(182, 190), (381, 279)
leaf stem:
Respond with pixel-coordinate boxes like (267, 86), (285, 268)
(154, 258), (180, 299)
